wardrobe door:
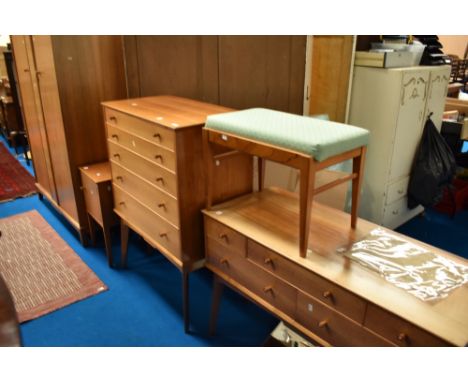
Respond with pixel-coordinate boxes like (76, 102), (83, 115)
(31, 35), (78, 222)
(218, 36), (306, 114)
(11, 36), (56, 201)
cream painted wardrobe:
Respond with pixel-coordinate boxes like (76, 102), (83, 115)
(349, 65), (450, 228)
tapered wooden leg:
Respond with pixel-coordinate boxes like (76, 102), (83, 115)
(182, 270), (190, 334)
(87, 214), (97, 246)
(38, 192), (43, 201)
(258, 157), (266, 191)
(202, 129), (214, 208)
(209, 274), (224, 336)
(120, 220), (129, 268)
(351, 146), (366, 229)
(79, 228), (88, 247)
(103, 224), (113, 268)
(299, 158), (315, 258)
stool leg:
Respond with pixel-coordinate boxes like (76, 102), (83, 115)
(299, 158), (315, 258)
(258, 157), (266, 191)
(203, 129), (214, 208)
(351, 147), (367, 228)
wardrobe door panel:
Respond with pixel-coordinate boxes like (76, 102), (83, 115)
(11, 36), (56, 201)
(32, 35), (78, 221)
(218, 36), (306, 114)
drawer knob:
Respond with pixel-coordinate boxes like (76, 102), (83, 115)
(392, 210), (399, 215)
(220, 258), (229, 267)
(111, 134), (119, 141)
(158, 203), (166, 210)
(154, 154), (163, 162)
(398, 333), (408, 343)
(119, 201), (125, 206)
(116, 176), (123, 182)
(109, 116), (117, 123)
(323, 290), (333, 299)
(318, 320), (328, 328)
(263, 286), (274, 295)
(159, 232), (168, 238)
(156, 177), (164, 185)
(264, 257), (274, 268)
(113, 153), (120, 159)
(218, 233), (228, 243)
(397, 189), (404, 195)
(153, 133), (161, 140)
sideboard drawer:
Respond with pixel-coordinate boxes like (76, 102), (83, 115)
(365, 303), (449, 346)
(248, 239), (366, 324)
(111, 161), (179, 227)
(296, 291), (393, 347)
(205, 217), (246, 257)
(108, 141), (178, 198)
(107, 123), (176, 173)
(105, 108), (175, 151)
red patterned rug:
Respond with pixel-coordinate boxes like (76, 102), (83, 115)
(0, 142), (36, 203)
(0, 210), (107, 322)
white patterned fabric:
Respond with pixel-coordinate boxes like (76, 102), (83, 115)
(205, 108), (369, 161)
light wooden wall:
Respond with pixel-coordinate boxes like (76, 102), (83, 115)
(439, 35), (468, 58)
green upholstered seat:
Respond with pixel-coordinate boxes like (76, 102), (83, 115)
(205, 108), (369, 162)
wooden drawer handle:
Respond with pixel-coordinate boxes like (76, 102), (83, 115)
(111, 134), (119, 141)
(263, 257), (275, 268)
(323, 290), (333, 299)
(263, 286), (274, 295)
(109, 116), (117, 123)
(158, 203), (166, 210)
(159, 232), (167, 238)
(318, 320), (328, 328)
(154, 154), (163, 162)
(113, 153), (120, 159)
(119, 201), (125, 206)
(218, 233), (228, 242)
(220, 258), (229, 267)
(153, 133), (161, 140)
(398, 333), (408, 343)
(116, 176), (123, 182)
(156, 177), (164, 185)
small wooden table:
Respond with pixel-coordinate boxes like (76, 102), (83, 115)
(79, 162), (118, 267)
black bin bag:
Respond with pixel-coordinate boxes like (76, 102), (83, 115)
(407, 116), (457, 209)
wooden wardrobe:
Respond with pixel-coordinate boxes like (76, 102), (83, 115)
(11, 35), (127, 243)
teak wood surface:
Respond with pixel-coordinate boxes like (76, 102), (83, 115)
(203, 187), (468, 346)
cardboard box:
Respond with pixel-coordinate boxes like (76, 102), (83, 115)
(354, 51), (416, 68)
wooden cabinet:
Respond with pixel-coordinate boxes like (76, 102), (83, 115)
(204, 187), (468, 346)
(102, 95), (253, 332)
(348, 65), (450, 228)
(11, 36), (127, 242)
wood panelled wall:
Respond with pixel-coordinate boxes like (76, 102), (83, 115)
(124, 36), (307, 114)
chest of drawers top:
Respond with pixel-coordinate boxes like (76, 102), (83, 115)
(102, 95), (233, 130)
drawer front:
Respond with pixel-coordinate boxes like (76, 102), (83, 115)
(107, 124), (176, 173)
(205, 236), (241, 276)
(113, 185), (181, 259)
(111, 162), (179, 227)
(365, 304), (449, 347)
(205, 217), (246, 257)
(81, 174), (103, 225)
(247, 239), (366, 324)
(105, 108), (175, 151)
(108, 141), (178, 198)
(382, 197), (414, 229)
(385, 176), (409, 205)
(296, 291), (393, 347)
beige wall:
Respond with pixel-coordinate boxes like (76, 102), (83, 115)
(439, 35), (468, 58)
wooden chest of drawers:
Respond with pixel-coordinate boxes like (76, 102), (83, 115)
(102, 96), (253, 332)
(203, 187), (468, 346)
